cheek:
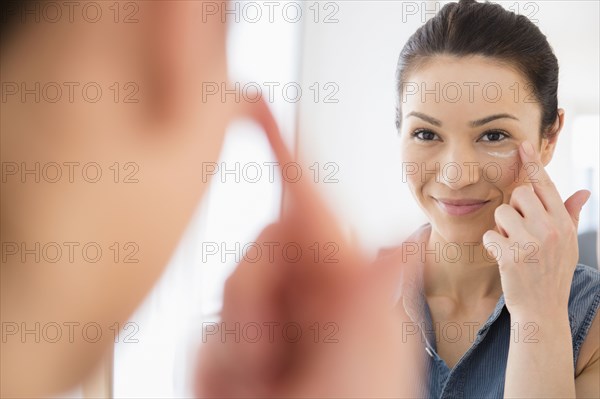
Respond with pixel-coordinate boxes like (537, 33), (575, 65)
(400, 140), (439, 172)
(479, 156), (522, 202)
(405, 174), (424, 199)
(400, 142), (431, 195)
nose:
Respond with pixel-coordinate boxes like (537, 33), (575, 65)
(437, 143), (481, 190)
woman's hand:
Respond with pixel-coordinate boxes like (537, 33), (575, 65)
(194, 97), (421, 398)
(195, 222), (421, 398)
(483, 140), (591, 319)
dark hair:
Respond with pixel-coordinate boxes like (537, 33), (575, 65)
(396, 0), (559, 139)
(1, 1), (34, 40)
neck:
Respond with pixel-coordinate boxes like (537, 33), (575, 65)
(423, 227), (502, 303)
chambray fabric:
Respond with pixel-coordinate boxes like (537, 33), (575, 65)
(395, 223), (600, 399)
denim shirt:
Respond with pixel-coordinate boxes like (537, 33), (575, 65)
(394, 224), (600, 399)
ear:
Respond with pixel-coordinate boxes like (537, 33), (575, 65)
(142, 1), (228, 127)
(540, 108), (565, 166)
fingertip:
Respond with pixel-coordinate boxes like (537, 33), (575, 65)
(582, 189), (592, 202)
(482, 229), (493, 243)
(520, 140), (535, 158)
(482, 228), (501, 245)
(578, 190), (592, 211)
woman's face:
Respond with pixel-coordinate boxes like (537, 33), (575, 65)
(399, 55), (561, 244)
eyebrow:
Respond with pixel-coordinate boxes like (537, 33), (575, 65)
(405, 112), (519, 128)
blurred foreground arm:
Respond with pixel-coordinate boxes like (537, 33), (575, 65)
(195, 99), (422, 398)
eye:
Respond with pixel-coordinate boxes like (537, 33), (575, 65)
(479, 130), (510, 142)
(411, 129), (440, 141)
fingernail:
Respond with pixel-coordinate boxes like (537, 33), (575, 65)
(522, 140), (535, 156)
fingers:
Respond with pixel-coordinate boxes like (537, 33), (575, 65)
(494, 203), (524, 239)
(509, 185), (545, 221)
(564, 189), (591, 229)
(198, 96), (359, 395)
(242, 95), (359, 296)
(245, 97), (342, 238)
(518, 140), (564, 213)
(482, 229), (510, 263)
(518, 140), (591, 232)
(204, 223), (289, 392)
(199, 95), (416, 398)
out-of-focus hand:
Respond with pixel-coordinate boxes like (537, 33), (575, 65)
(194, 98), (421, 398)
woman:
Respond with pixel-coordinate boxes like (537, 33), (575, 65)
(393, 0), (600, 397)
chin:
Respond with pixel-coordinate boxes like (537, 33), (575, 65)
(429, 212), (496, 245)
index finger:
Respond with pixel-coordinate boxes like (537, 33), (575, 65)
(518, 140), (564, 213)
(245, 96), (340, 234)
(244, 96), (406, 289)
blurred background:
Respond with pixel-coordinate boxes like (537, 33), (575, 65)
(59, 1), (599, 397)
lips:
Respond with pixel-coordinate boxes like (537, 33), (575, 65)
(434, 197), (490, 216)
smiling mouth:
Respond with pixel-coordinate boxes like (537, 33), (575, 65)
(433, 197), (491, 216)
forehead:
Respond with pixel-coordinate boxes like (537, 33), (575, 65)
(401, 55), (541, 128)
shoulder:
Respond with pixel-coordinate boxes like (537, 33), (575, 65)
(570, 262), (600, 289)
(569, 264), (600, 321)
(575, 309), (599, 378)
(570, 264), (600, 376)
